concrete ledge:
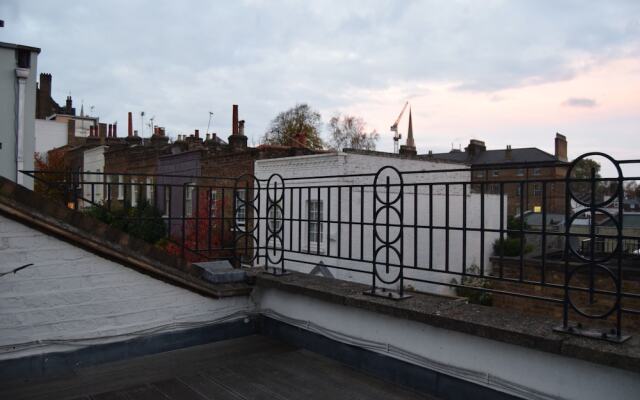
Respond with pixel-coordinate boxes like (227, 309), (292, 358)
(252, 270), (640, 374)
(0, 176), (251, 299)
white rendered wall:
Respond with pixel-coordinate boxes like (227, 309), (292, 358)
(0, 48), (36, 189)
(255, 287), (640, 400)
(0, 215), (253, 360)
(82, 145), (107, 205)
(255, 153), (504, 295)
(35, 119), (68, 155)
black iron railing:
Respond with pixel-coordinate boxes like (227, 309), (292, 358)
(21, 152), (640, 341)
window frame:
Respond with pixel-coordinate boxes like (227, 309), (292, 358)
(235, 189), (247, 229)
(307, 199), (324, 252)
(185, 183), (195, 217)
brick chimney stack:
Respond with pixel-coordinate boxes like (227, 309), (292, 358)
(39, 73), (52, 98)
(108, 124), (113, 138)
(465, 139), (486, 157)
(228, 104), (248, 151)
(150, 125), (169, 146)
(127, 112), (133, 137)
(36, 73), (53, 119)
(126, 112), (142, 144)
(555, 133), (567, 162)
(195, 129), (200, 139)
(113, 122), (117, 138)
(232, 104), (239, 135)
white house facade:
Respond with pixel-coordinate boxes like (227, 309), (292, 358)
(82, 145), (108, 205)
(254, 151), (504, 296)
(0, 42), (40, 189)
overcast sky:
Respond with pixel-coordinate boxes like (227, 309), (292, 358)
(2, 1), (640, 171)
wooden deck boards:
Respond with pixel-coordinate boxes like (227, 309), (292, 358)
(2, 335), (435, 400)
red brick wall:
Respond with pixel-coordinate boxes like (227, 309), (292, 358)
(489, 258), (640, 334)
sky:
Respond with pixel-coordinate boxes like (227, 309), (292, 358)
(1, 0), (640, 174)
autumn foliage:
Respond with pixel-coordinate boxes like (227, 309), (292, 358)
(164, 191), (228, 262)
(34, 150), (68, 203)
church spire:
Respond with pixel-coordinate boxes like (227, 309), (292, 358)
(406, 108), (415, 148)
(399, 107), (417, 156)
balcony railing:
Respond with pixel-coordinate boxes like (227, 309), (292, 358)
(22, 152), (640, 342)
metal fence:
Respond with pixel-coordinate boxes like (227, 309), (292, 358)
(22, 152), (640, 342)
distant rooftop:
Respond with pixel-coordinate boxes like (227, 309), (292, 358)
(424, 135), (569, 166)
(0, 41), (41, 54)
(428, 146), (563, 165)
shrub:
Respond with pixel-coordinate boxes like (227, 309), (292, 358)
(492, 237), (533, 257)
(450, 264), (492, 306)
(84, 201), (166, 244)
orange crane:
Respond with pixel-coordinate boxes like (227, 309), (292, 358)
(390, 101), (409, 153)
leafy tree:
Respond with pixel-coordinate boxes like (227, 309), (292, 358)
(163, 191), (226, 262)
(328, 114), (380, 151)
(34, 150), (67, 203)
(262, 104), (324, 150)
(572, 158), (601, 179)
(625, 181), (640, 199)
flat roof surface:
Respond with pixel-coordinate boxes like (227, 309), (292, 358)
(2, 335), (434, 400)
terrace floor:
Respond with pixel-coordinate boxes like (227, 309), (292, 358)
(2, 335), (435, 400)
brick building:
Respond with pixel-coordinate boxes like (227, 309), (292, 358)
(427, 134), (569, 216)
(154, 105), (319, 259)
(102, 112), (170, 207)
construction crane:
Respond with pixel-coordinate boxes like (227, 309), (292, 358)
(390, 101), (409, 153)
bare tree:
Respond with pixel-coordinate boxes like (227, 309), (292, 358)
(328, 114), (379, 151)
(262, 104), (324, 150)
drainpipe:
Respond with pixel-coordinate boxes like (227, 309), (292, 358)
(15, 67), (30, 186)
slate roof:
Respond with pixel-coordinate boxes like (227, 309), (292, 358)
(426, 147), (565, 166)
(600, 213), (640, 229)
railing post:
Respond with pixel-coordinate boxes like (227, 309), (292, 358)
(364, 166), (410, 300)
(233, 174), (261, 269)
(265, 174), (287, 276)
(554, 152), (629, 342)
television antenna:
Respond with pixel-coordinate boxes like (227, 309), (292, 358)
(206, 112), (214, 136)
(140, 111), (145, 137)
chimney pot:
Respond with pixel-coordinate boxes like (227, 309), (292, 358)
(206, 133), (211, 140)
(232, 104), (239, 135)
(127, 112), (133, 137)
